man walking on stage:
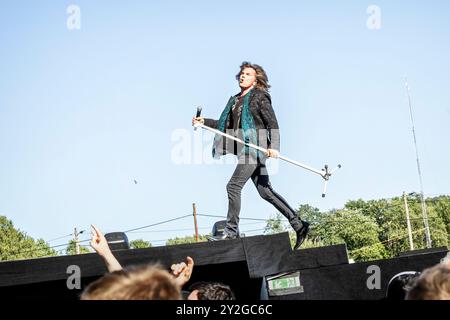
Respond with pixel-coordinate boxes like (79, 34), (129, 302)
(192, 61), (309, 249)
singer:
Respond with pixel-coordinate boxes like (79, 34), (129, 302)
(192, 61), (309, 249)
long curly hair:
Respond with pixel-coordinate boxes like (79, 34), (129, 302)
(235, 61), (271, 91)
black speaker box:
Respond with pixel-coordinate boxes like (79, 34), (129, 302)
(212, 220), (227, 236)
(104, 232), (130, 251)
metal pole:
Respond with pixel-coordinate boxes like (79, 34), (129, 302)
(195, 123), (329, 178)
(194, 122), (341, 197)
(74, 227), (80, 255)
(403, 191), (414, 250)
(405, 78), (431, 248)
(193, 203), (199, 242)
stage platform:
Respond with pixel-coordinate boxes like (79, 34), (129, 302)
(0, 232), (447, 299)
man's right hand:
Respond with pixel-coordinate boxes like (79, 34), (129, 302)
(192, 117), (205, 126)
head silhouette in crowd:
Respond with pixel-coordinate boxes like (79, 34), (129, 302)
(80, 264), (180, 300)
(186, 281), (235, 300)
(406, 263), (450, 300)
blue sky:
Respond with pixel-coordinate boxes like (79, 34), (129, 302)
(1, 1), (449, 249)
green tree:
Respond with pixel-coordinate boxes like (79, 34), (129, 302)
(264, 213), (286, 234)
(130, 239), (152, 249)
(295, 204), (326, 243)
(297, 204), (323, 227)
(166, 234), (209, 245)
(65, 239), (90, 255)
(0, 215), (57, 261)
(430, 195), (450, 236)
(315, 209), (387, 261)
(345, 194), (449, 258)
(406, 194), (448, 250)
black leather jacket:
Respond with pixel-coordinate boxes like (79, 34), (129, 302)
(204, 88), (280, 151)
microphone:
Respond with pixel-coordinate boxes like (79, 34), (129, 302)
(196, 106), (202, 118)
(194, 106), (202, 131)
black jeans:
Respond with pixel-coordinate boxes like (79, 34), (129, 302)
(224, 153), (304, 237)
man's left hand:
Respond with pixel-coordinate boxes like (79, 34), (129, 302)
(266, 149), (279, 158)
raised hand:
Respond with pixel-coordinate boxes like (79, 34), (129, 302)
(171, 256), (195, 288)
(90, 224), (123, 272)
(90, 224), (111, 257)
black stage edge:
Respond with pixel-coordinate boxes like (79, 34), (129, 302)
(0, 232), (448, 300)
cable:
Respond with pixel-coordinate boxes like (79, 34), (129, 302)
(7, 241), (76, 258)
(123, 214), (193, 233)
(349, 228), (427, 254)
(348, 224), (449, 255)
(46, 233), (73, 243)
(128, 227), (211, 234)
(127, 221), (267, 234)
(7, 214), (199, 258)
(197, 213), (271, 222)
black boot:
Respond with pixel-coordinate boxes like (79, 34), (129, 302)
(294, 222), (310, 250)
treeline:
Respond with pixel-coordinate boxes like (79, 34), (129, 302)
(290, 193), (450, 261)
(1, 193), (449, 262)
(0, 216), (152, 261)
